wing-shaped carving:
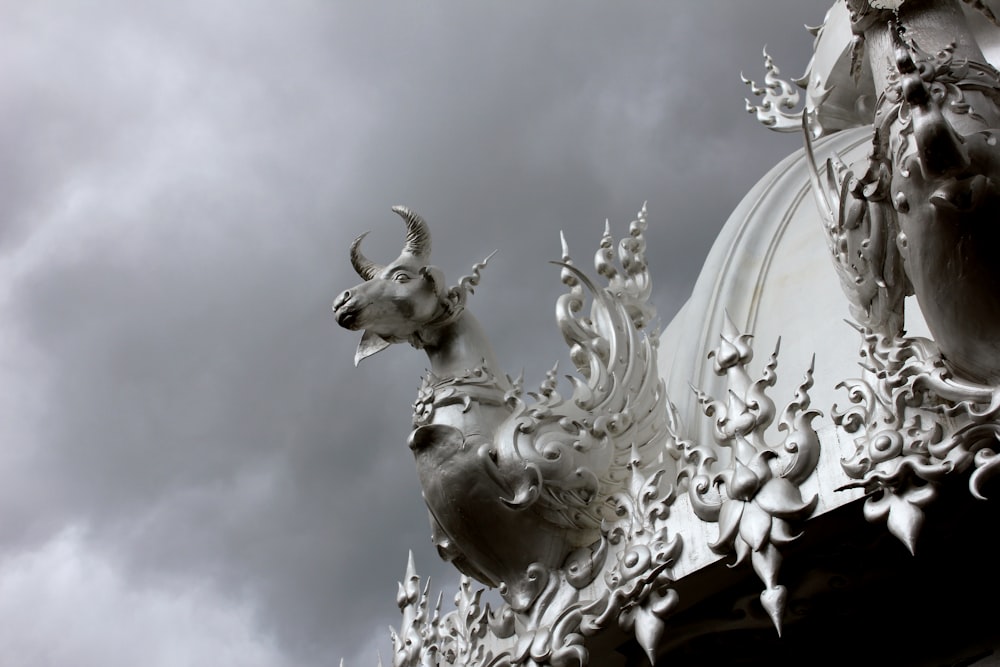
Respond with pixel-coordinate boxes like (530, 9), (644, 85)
(492, 204), (666, 538)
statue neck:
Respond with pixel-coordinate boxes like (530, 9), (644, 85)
(422, 311), (506, 383)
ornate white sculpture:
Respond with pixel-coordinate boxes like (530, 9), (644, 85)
(335, 207), (827, 664)
(333, 205), (669, 619)
(833, 325), (1000, 551)
(745, 0), (1000, 552)
(674, 316), (820, 635)
(826, 18), (1000, 381)
(336, 1), (1000, 663)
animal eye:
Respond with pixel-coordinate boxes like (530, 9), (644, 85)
(392, 272), (410, 282)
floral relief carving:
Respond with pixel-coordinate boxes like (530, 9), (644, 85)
(834, 326), (1000, 552)
(676, 315), (820, 634)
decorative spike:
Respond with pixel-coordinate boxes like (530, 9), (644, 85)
(456, 250), (497, 296)
(744, 46), (804, 131)
(558, 232), (580, 288)
(596, 219), (618, 279)
(405, 551), (418, 584)
(686, 316), (821, 639)
(636, 611), (666, 666)
(760, 585), (787, 636)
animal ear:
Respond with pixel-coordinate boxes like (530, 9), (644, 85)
(419, 266), (447, 295)
(355, 330), (391, 366)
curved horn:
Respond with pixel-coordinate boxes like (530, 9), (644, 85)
(350, 232), (383, 280)
(391, 205), (431, 259)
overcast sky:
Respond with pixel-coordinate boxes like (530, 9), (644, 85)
(1, 2), (830, 665)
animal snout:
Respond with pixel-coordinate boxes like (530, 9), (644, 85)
(332, 290), (359, 328)
(332, 289), (352, 311)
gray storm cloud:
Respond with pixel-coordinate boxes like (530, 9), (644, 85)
(0, 1), (824, 665)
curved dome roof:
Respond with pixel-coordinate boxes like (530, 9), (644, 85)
(659, 126), (929, 445)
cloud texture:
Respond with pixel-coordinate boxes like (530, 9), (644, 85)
(1, 1), (828, 664)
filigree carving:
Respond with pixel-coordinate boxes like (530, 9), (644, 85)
(594, 450), (682, 664)
(834, 325), (1000, 552)
(743, 48), (810, 133)
(743, 12), (865, 141)
(676, 315), (820, 635)
(815, 27), (1000, 383)
(389, 554), (491, 667)
(388, 450), (682, 667)
(805, 10), (1000, 553)
(479, 453), (681, 667)
(817, 147), (909, 337)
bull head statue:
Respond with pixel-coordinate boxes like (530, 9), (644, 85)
(333, 205), (494, 370)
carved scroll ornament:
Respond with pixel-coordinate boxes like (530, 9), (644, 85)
(673, 316), (821, 636)
(834, 325), (1000, 551)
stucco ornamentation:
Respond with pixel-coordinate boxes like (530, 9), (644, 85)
(336, 206), (681, 665)
(834, 325), (1000, 551)
(675, 315), (821, 635)
(387, 448), (682, 667)
(747, 2), (1000, 554)
(742, 48), (812, 134)
(818, 26), (1000, 382)
(341, 5), (1000, 663)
